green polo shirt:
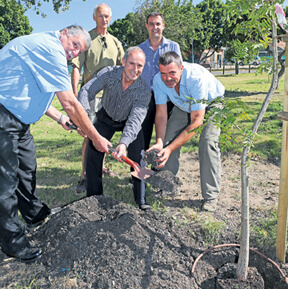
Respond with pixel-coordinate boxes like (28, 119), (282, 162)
(71, 29), (124, 97)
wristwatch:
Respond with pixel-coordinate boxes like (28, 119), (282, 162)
(57, 113), (65, 124)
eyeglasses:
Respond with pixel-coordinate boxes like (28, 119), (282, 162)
(100, 37), (107, 50)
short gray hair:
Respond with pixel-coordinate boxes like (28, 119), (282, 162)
(93, 3), (112, 17)
(123, 47), (145, 63)
(158, 51), (182, 67)
(62, 25), (91, 50)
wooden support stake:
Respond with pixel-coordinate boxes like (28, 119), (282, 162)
(276, 35), (288, 262)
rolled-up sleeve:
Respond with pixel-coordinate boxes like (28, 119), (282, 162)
(77, 69), (107, 112)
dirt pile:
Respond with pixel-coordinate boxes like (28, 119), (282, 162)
(1, 196), (200, 288)
(144, 149), (183, 192)
(36, 196), (197, 288)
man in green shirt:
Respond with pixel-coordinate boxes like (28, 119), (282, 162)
(71, 3), (124, 193)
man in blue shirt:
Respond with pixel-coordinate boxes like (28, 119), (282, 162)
(149, 51), (225, 212)
(0, 26), (112, 263)
(139, 12), (182, 150)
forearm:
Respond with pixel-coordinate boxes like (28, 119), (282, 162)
(45, 105), (63, 122)
(120, 107), (147, 147)
(166, 109), (205, 153)
(71, 66), (81, 97)
(154, 106), (168, 147)
(45, 105), (71, 129)
(166, 128), (197, 153)
(56, 91), (102, 143)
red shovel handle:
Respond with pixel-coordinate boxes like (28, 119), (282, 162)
(121, 155), (139, 169)
(108, 146), (139, 170)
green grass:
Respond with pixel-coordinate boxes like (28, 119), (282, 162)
(250, 208), (278, 249)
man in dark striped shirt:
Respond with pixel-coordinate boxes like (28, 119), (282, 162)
(78, 47), (152, 210)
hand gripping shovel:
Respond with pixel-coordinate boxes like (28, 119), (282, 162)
(108, 147), (154, 181)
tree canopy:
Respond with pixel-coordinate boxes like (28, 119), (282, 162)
(0, 0), (33, 49)
(19, 0), (76, 15)
(193, 0), (227, 62)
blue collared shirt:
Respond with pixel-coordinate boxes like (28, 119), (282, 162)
(0, 31), (72, 124)
(153, 62), (225, 112)
(139, 36), (182, 90)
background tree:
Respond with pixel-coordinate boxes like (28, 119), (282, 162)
(193, 0), (227, 63)
(223, 2), (265, 74)
(19, 0), (75, 16)
(108, 13), (136, 49)
(0, 0), (33, 49)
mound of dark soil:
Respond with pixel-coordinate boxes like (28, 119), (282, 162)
(146, 170), (183, 193)
(144, 149), (183, 192)
(144, 149), (160, 169)
(216, 263), (265, 289)
(0, 195), (287, 288)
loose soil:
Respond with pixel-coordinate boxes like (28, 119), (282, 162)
(1, 151), (288, 288)
(144, 149), (183, 193)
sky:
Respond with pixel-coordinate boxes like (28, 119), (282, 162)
(25, 0), (288, 34)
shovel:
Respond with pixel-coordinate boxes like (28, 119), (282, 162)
(108, 147), (155, 181)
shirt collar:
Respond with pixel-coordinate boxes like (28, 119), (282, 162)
(179, 63), (187, 87)
(145, 36), (168, 48)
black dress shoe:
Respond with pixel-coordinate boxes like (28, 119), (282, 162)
(30, 204), (51, 225)
(139, 203), (152, 211)
(26, 204), (52, 232)
(4, 246), (42, 263)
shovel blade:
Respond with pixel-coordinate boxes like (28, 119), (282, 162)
(131, 167), (155, 181)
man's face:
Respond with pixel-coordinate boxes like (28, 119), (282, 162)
(159, 62), (184, 88)
(60, 29), (87, 60)
(122, 51), (145, 82)
(145, 15), (165, 39)
(93, 5), (111, 29)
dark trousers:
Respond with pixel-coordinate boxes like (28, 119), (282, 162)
(141, 92), (156, 150)
(86, 108), (146, 205)
(0, 104), (50, 254)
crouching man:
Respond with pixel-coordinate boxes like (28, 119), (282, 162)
(77, 47), (152, 210)
(148, 51), (225, 212)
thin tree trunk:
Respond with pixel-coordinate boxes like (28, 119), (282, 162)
(236, 17), (278, 280)
(237, 146), (250, 280)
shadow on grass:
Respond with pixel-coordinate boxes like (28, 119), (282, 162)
(35, 139), (82, 162)
(36, 167), (81, 206)
(225, 90), (268, 98)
